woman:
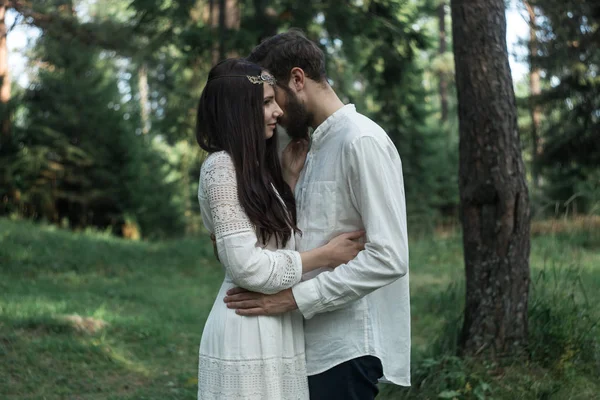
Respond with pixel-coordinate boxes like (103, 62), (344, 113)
(195, 58), (364, 400)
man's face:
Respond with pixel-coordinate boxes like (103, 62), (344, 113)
(274, 84), (311, 141)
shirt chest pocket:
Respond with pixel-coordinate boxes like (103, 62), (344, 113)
(300, 181), (338, 231)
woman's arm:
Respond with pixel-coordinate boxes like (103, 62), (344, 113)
(300, 231), (365, 272)
(203, 152), (362, 295)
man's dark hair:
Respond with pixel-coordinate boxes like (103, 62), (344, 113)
(247, 29), (327, 84)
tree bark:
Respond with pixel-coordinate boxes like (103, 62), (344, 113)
(0, 0), (11, 139)
(138, 63), (150, 135)
(438, 1), (448, 122)
(524, 0), (542, 189)
(450, 0), (531, 357)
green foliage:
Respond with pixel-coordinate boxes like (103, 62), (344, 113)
(314, 0), (458, 225)
(11, 33), (132, 225)
(4, 0), (460, 236)
(1, 2), (185, 237)
(5, 0), (597, 236)
(525, 0), (600, 214)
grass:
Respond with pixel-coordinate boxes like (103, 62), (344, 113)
(1, 219), (222, 399)
(1, 217), (599, 399)
(380, 218), (600, 400)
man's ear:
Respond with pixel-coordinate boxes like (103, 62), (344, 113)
(289, 67), (306, 92)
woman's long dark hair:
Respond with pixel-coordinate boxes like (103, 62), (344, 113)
(196, 58), (299, 247)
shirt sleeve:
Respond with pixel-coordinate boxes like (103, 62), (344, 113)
(201, 152), (303, 294)
(291, 136), (409, 318)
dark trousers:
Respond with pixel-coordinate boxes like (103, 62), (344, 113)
(308, 356), (383, 400)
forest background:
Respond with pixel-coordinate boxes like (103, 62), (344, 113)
(0, 0), (598, 399)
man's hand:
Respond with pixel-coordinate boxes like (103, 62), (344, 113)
(224, 287), (298, 316)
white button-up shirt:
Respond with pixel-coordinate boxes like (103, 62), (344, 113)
(291, 104), (411, 386)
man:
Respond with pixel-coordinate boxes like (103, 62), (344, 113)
(224, 30), (410, 399)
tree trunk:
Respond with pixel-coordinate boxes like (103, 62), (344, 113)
(0, 0), (11, 139)
(450, 0), (531, 357)
(218, 0), (226, 62)
(438, 1), (448, 123)
(208, 0), (215, 27)
(138, 63), (150, 135)
(253, 0), (278, 43)
(206, 0), (239, 65)
(524, 0), (542, 189)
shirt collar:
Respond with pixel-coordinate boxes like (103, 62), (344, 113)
(311, 104), (356, 150)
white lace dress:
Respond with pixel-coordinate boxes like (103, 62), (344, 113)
(196, 151), (309, 400)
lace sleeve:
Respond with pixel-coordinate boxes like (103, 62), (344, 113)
(201, 152), (303, 294)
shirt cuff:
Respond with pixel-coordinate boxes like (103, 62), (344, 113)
(291, 278), (323, 319)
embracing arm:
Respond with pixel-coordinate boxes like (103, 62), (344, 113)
(204, 153), (359, 295)
(203, 153), (302, 294)
(291, 136), (409, 319)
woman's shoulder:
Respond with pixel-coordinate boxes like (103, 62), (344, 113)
(204, 150), (232, 166)
(199, 151), (236, 190)
(201, 150), (234, 173)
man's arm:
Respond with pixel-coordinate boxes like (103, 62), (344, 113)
(225, 135), (408, 317)
(291, 135), (408, 319)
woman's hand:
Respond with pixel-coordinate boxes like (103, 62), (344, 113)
(299, 230), (366, 274)
(281, 139), (309, 191)
(324, 230), (366, 268)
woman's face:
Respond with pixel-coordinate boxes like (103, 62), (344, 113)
(263, 83), (283, 139)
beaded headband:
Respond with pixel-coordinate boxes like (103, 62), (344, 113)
(208, 73), (276, 86)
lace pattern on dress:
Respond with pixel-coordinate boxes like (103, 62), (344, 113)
(264, 250), (302, 289)
(200, 151), (302, 292)
(198, 354), (309, 400)
(201, 152), (255, 238)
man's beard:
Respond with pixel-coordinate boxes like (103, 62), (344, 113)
(280, 87), (311, 141)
